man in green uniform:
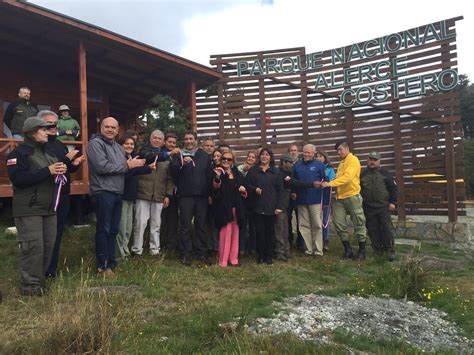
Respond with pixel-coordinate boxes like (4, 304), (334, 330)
(360, 152), (397, 261)
(3, 87), (38, 138)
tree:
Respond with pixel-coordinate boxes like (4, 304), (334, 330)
(460, 75), (474, 139)
(138, 95), (191, 145)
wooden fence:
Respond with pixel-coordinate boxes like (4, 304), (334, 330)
(196, 17), (465, 221)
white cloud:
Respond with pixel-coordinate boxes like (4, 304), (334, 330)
(181, 0), (473, 77)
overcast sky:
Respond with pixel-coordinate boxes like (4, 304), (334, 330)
(31, 0), (473, 78)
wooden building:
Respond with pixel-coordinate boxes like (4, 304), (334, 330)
(0, 0), (221, 196)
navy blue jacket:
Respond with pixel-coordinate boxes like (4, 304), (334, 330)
(291, 159), (326, 205)
(123, 153), (152, 201)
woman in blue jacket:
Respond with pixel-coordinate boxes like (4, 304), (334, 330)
(316, 150), (336, 251)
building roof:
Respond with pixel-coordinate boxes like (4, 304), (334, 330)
(0, 0), (221, 116)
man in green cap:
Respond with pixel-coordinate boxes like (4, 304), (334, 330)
(360, 151), (397, 261)
(57, 105), (81, 151)
(3, 87), (38, 138)
(274, 152), (296, 261)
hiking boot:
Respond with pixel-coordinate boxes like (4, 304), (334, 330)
(387, 250), (396, 262)
(276, 254), (288, 262)
(357, 242), (366, 261)
(323, 240), (329, 252)
(372, 247), (383, 257)
(98, 268), (117, 279)
(20, 287), (45, 297)
(341, 241), (354, 260)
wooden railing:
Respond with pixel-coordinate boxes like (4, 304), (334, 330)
(0, 138), (89, 197)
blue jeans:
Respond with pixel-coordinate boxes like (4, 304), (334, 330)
(91, 191), (122, 270)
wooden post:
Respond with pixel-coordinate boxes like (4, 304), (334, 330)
(344, 108), (354, 149)
(216, 58), (225, 142)
(190, 80), (197, 132)
(392, 112), (406, 221)
(0, 99), (4, 138)
(79, 41), (89, 190)
(445, 121), (457, 222)
(299, 48), (309, 145)
(257, 53), (267, 147)
(388, 49), (406, 221)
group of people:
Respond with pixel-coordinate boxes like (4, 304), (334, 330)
(6, 107), (398, 296)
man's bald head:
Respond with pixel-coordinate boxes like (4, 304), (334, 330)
(100, 117), (119, 141)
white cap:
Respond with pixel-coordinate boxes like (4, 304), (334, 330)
(59, 104), (70, 111)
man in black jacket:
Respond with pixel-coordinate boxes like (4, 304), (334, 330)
(360, 152), (397, 261)
(4, 87), (38, 138)
(39, 110), (85, 277)
(171, 131), (213, 266)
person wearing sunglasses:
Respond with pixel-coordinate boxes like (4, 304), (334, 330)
(39, 110), (85, 278)
(212, 151), (247, 267)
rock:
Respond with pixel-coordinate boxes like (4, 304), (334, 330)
(422, 223), (436, 240)
(453, 223), (469, 242)
(440, 223), (454, 236)
(248, 294), (473, 352)
(4, 227), (17, 237)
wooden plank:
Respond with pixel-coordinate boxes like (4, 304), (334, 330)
(190, 80), (197, 131)
(79, 41), (89, 187)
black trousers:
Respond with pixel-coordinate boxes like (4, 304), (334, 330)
(179, 196), (208, 259)
(46, 193), (70, 275)
(364, 205), (394, 253)
(254, 214), (276, 262)
(160, 195), (179, 251)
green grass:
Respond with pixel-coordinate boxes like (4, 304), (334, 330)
(0, 224), (473, 354)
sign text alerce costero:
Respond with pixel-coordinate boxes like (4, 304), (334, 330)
(236, 20), (458, 107)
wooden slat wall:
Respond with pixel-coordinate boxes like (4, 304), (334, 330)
(196, 18), (465, 219)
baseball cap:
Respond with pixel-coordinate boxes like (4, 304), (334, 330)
(23, 116), (54, 132)
(59, 104), (70, 111)
(281, 153), (297, 162)
(368, 151), (381, 160)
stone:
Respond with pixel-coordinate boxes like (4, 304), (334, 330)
(248, 294), (473, 352)
(4, 227), (17, 237)
(422, 223), (436, 240)
(452, 223), (469, 242)
(440, 223), (454, 236)
(405, 227), (418, 239)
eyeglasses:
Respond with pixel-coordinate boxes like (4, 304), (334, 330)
(221, 157), (233, 162)
(46, 124), (57, 129)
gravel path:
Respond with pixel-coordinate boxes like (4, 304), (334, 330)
(249, 294), (473, 352)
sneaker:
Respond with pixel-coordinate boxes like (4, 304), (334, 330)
(181, 256), (192, 266)
(388, 251), (396, 262)
(98, 268), (117, 279)
(276, 255), (288, 262)
(150, 250), (160, 256)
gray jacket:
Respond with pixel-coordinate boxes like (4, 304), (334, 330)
(87, 135), (128, 196)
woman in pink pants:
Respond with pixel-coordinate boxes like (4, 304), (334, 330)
(212, 151), (247, 267)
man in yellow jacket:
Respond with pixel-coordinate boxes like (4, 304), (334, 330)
(322, 141), (367, 260)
